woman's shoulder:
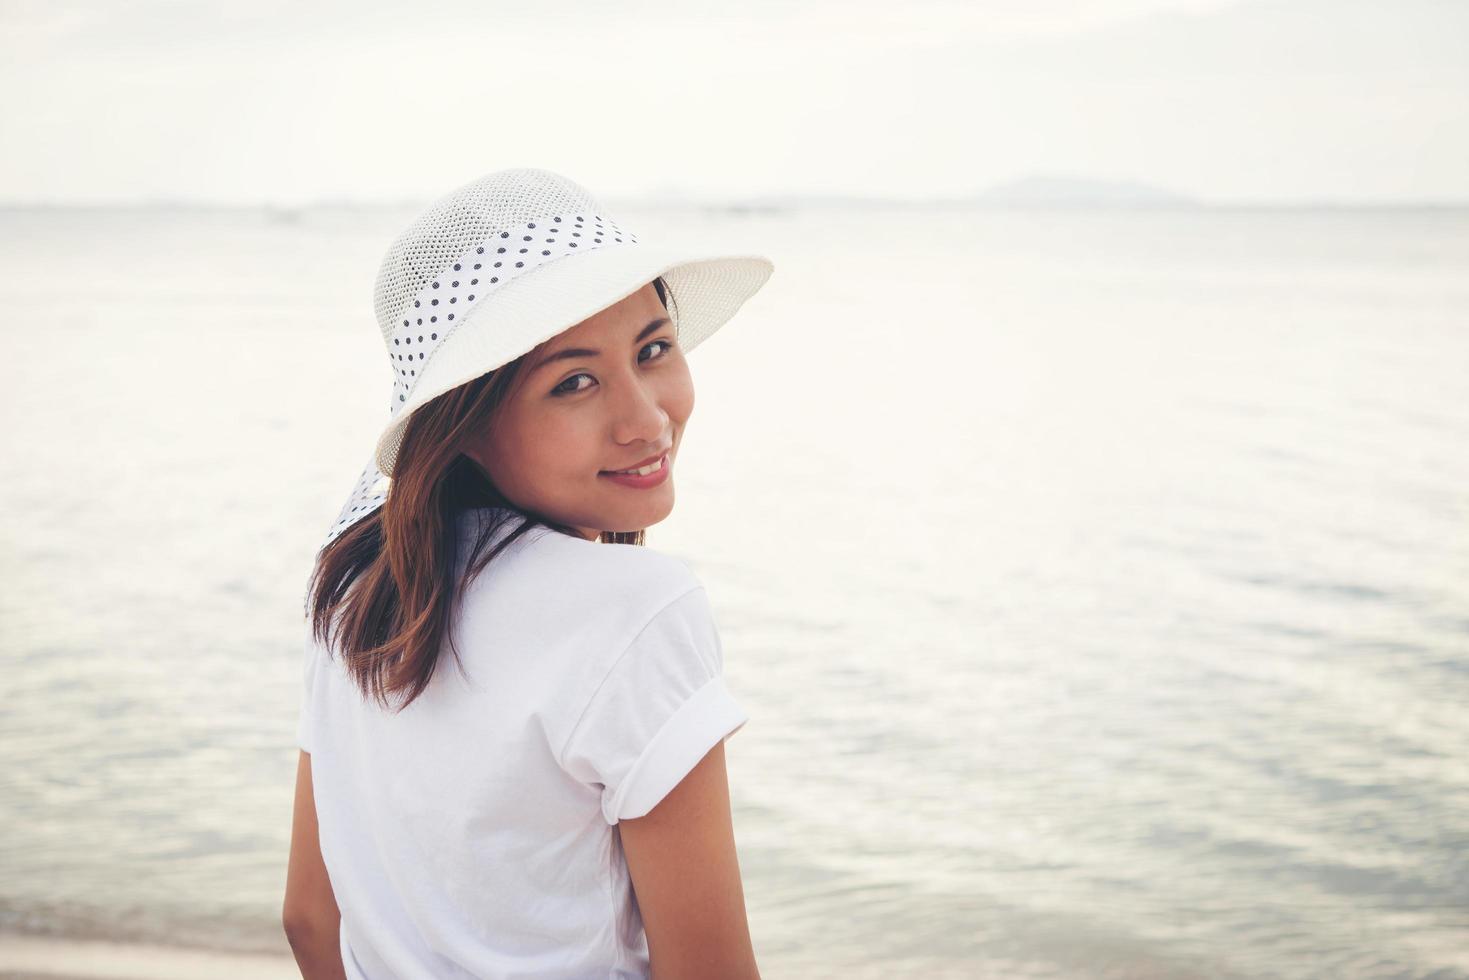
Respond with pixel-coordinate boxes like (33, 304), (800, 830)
(525, 521), (705, 601)
(459, 507), (705, 612)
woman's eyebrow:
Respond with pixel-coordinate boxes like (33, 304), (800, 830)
(532, 317), (671, 373)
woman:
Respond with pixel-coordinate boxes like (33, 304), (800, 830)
(282, 168), (774, 979)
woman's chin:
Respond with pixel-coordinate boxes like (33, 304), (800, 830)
(608, 493), (675, 534)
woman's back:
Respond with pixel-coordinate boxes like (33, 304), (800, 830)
(296, 507), (751, 979)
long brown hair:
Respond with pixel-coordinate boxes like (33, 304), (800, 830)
(305, 277), (676, 713)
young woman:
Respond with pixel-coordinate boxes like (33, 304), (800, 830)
(282, 168), (774, 979)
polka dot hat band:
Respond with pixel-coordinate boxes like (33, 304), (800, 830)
(317, 167), (776, 553)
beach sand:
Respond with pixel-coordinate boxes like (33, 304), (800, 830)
(0, 935), (299, 980)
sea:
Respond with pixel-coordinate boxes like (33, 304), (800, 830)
(1, 201), (1466, 979)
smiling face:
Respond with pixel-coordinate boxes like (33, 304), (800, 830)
(462, 282), (693, 540)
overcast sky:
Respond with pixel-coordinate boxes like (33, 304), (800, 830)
(3, 0), (1465, 206)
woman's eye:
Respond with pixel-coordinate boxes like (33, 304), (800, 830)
(551, 339), (675, 396)
(552, 373), (594, 396)
(643, 340), (675, 364)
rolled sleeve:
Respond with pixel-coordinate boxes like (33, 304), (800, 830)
(605, 673), (748, 824)
(559, 586), (750, 824)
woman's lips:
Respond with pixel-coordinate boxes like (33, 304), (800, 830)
(604, 449), (668, 472)
(598, 453), (670, 489)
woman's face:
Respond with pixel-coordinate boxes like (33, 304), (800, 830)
(463, 282), (693, 539)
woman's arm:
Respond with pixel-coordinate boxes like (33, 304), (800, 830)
(283, 750), (347, 979)
(618, 739), (761, 980)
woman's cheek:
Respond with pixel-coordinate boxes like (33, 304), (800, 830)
(670, 364), (695, 421)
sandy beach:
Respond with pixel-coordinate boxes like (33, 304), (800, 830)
(0, 935), (299, 980)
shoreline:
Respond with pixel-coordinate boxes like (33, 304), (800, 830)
(0, 934), (299, 980)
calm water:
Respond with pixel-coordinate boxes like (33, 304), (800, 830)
(1, 203), (1466, 979)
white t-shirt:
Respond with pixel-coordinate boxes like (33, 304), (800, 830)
(296, 506), (749, 980)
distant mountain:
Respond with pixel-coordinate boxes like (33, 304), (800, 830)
(975, 174), (1201, 208)
(633, 177), (1205, 212)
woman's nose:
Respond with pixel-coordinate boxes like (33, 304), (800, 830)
(609, 376), (669, 445)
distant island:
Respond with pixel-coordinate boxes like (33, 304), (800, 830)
(974, 174), (1200, 208)
(637, 174), (1204, 212)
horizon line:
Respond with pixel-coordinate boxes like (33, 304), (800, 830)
(3, 194), (1468, 211)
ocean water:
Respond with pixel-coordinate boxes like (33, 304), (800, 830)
(1, 202), (1466, 979)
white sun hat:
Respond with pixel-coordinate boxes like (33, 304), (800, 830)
(318, 167), (775, 551)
